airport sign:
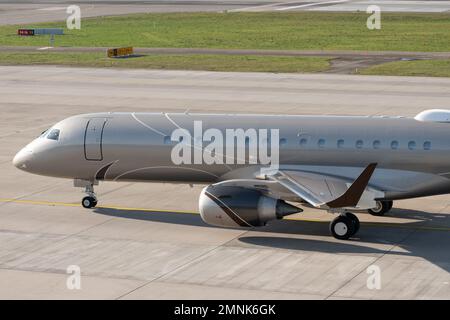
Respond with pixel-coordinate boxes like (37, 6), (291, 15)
(17, 29), (34, 36)
(17, 28), (64, 36)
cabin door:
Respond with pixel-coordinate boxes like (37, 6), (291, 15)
(84, 118), (107, 161)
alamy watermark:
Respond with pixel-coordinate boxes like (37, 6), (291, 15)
(366, 264), (381, 290)
(170, 121), (280, 172)
(66, 5), (81, 30)
(367, 5), (381, 30)
(66, 265), (81, 290)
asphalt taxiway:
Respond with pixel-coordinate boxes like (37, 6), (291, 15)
(0, 66), (449, 299)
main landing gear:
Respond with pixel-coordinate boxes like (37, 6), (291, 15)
(329, 212), (360, 240)
(368, 200), (393, 216)
(81, 183), (97, 209)
(328, 200), (394, 239)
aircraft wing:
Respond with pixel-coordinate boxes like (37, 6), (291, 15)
(216, 163), (382, 210)
(266, 163), (381, 209)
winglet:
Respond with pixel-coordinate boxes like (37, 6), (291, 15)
(326, 163), (377, 208)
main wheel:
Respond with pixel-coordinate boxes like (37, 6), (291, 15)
(368, 200), (392, 216)
(82, 196), (97, 209)
(344, 212), (360, 235)
(330, 215), (355, 240)
(386, 200), (393, 211)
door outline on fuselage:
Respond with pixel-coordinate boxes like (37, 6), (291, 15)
(84, 118), (107, 161)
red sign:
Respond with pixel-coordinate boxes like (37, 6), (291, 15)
(18, 29), (34, 36)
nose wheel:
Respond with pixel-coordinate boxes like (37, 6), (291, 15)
(82, 196), (97, 209)
(330, 212), (359, 240)
(81, 183), (97, 209)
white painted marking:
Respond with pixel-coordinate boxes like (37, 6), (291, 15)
(310, 1), (450, 12)
(37, 47), (53, 50)
(355, 1), (450, 5)
(230, 1), (306, 12)
(235, 0), (450, 13)
(37, 7), (67, 11)
(277, 0), (349, 11)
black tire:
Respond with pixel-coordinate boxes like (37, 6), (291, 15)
(330, 215), (355, 240)
(386, 200), (393, 211)
(344, 212), (360, 235)
(82, 196), (97, 209)
(368, 200), (392, 216)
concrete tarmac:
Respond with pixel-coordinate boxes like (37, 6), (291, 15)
(0, 1), (259, 26)
(1, 0), (449, 26)
(0, 66), (449, 299)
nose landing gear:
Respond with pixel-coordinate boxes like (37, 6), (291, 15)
(74, 180), (97, 209)
(82, 195), (97, 209)
(329, 212), (360, 240)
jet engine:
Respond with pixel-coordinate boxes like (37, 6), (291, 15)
(199, 185), (302, 228)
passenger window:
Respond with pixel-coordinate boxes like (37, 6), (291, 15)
(423, 141), (431, 150)
(408, 141), (416, 150)
(279, 138), (287, 146)
(373, 140), (381, 149)
(47, 129), (60, 141)
(318, 139), (325, 148)
(164, 136), (172, 144)
(355, 140), (363, 149)
(391, 141), (399, 149)
(299, 138), (308, 147)
(337, 139), (344, 148)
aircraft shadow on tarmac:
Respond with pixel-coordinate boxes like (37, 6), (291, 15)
(93, 206), (450, 273)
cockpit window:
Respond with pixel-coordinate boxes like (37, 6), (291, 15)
(47, 129), (60, 141)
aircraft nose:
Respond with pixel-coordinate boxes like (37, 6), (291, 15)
(13, 147), (33, 171)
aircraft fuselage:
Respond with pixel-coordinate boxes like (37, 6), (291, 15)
(13, 112), (450, 200)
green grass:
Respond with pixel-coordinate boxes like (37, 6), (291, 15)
(1, 12), (449, 52)
(359, 59), (450, 77)
(1, 52), (449, 77)
(0, 52), (331, 73)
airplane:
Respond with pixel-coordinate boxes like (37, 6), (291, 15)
(13, 109), (450, 240)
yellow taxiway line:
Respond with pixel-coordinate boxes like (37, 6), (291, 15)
(0, 198), (198, 214)
(1, 198), (449, 232)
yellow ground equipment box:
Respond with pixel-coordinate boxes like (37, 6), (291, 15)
(107, 47), (134, 58)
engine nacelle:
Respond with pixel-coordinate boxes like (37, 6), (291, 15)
(199, 185), (302, 228)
